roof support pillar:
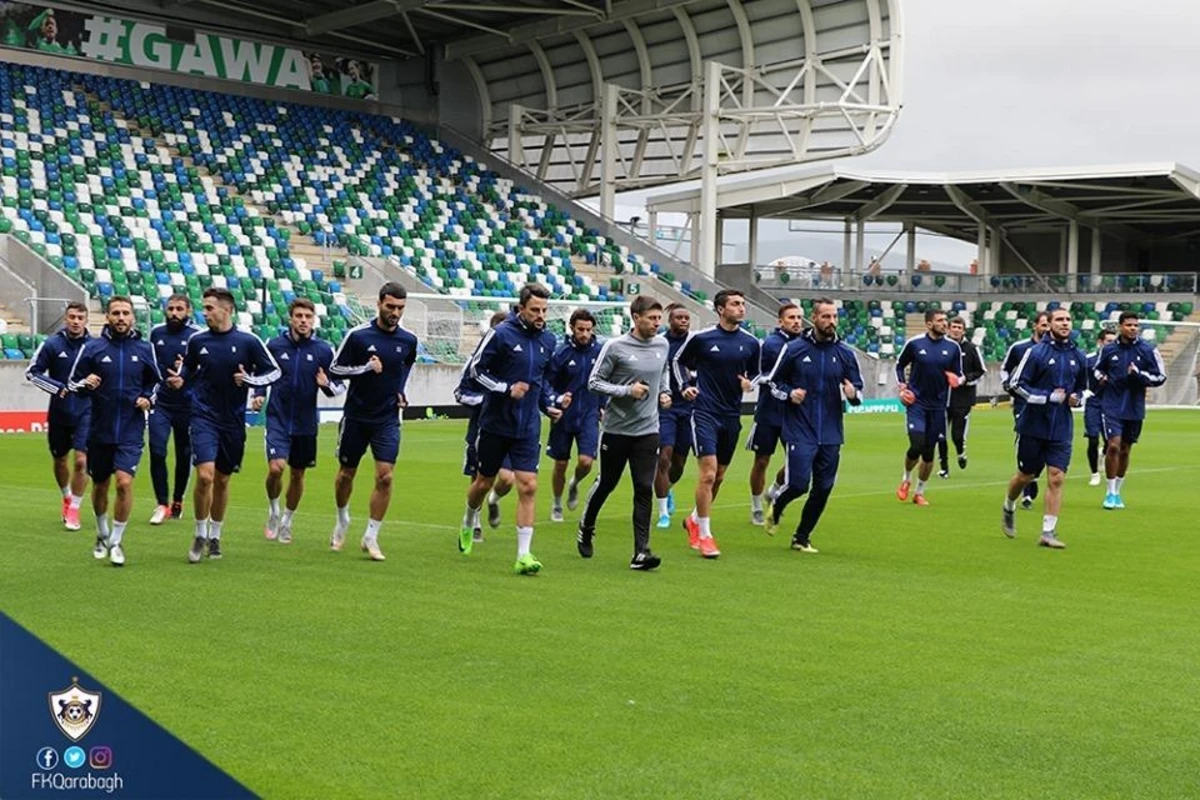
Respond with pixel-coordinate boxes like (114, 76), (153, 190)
(904, 220), (915, 283)
(698, 60), (721, 278)
(854, 217), (865, 282)
(843, 217), (852, 279)
(648, 210), (658, 246)
(1090, 227), (1102, 275)
(599, 83), (618, 221)
(1067, 220), (1080, 277)
(507, 104), (523, 168)
(976, 221), (987, 277)
(748, 206), (759, 269)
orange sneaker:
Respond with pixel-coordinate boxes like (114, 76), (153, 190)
(683, 515), (701, 550)
(896, 480), (911, 502)
(912, 494), (930, 507)
(698, 536), (721, 559)
(60, 496), (69, 523)
(64, 506), (81, 531)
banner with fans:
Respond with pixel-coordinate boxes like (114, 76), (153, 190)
(0, 3), (378, 99)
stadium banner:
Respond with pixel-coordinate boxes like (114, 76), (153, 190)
(845, 398), (904, 414)
(0, 410), (48, 433)
(0, 3), (378, 99)
(0, 613), (256, 798)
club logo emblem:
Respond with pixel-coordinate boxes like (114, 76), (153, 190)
(49, 678), (101, 742)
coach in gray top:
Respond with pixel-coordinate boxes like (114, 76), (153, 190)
(576, 296), (672, 570)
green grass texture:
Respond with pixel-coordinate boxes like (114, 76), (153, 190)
(3, 408), (1199, 798)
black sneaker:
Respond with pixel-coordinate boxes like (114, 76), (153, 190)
(207, 538), (223, 559)
(487, 499), (501, 529)
(187, 536), (205, 564)
(576, 523), (595, 559)
(957, 453), (968, 470)
(790, 537), (819, 554)
(937, 468), (949, 479)
(630, 551), (661, 571)
(472, 527), (484, 544)
(170, 500), (184, 520)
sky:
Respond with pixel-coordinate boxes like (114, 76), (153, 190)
(603, 0), (1200, 268)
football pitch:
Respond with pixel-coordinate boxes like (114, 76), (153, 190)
(3, 408), (1199, 798)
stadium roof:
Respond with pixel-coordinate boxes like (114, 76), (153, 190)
(645, 162), (1200, 241)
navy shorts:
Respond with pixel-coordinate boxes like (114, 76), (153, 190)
(785, 441), (841, 492)
(546, 420), (599, 461)
(1103, 417), (1143, 445)
(1083, 401), (1105, 439)
(658, 408), (693, 453)
(191, 419), (246, 475)
(1016, 435), (1072, 477)
(477, 429), (540, 476)
(148, 405), (189, 458)
(265, 426), (318, 470)
(745, 420), (784, 457)
(87, 440), (145, 483)
(336, 418), (400, 468)
(691, 411), (742, 465)
(905, 406), (947, 441)
(462, 411), (511, 477)
(47, 411), (90, 458)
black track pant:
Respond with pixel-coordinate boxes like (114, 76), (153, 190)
(581, 432), (659, 554)
(938, 408), (971, 466)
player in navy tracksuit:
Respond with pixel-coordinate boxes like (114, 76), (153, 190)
(328, 283), (418, 561)
(174, 287), (280, 563)
(1083, 328), (1116, 486)
(654, 303), (693, 529)
(253, 298), (344, 545)
(764, 299), (863, 551)
(546, 309), (606, 521)
(673, 289), (761, 558)
(25, 301), (91, 530)
(1000, 312), (1049, 508)
(147, 294), (202, 524)
(746, 303), (803, 526)
(456, 311), (514, 542)
(67, 297), (160, 566)
(1000, 308), (1088, 548)
(458, 283), (569, 574)
(894, 309), (964, 506)
(1094, 311), (1167, 510)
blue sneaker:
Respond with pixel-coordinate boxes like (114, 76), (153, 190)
(656, 512), (671, 529)
(666, 489), (676, 515)
(1102, 493), (1117, 510)
(1113, 494), (1126, 510)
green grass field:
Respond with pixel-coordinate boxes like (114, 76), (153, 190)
(3, 408), (1200, 798)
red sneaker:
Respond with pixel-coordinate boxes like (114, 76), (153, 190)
(698, 536), (721, 559)
(912, 494), (930, 507)
(61, 496), (70, 523)
(896, 480), (911, 502)
(64, 506), (82, 531)
(683, 515), (701, 550)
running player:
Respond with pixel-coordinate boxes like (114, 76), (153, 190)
(746, 302), (803, 524)
(937, 316), (985, 477)
(546, 309), (605, 521)
(1083, 328), (1116, 486)
(1000, 312), (1050, 508)
(147, 294), (202, 524)
(654, 303), (692, 529)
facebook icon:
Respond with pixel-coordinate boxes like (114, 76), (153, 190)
(35, 746), (58, 770)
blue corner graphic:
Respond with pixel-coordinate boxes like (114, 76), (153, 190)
(0, 613), (257, 799)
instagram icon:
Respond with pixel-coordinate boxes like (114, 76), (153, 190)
(88, 746), (113, 770)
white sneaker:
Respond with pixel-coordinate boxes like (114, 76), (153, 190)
(330, 518), (349, 551)
(109, 544), (125, 567)
(550, 506), (564, 523)
(149, 505), (169, 525)
(92, 537), (108, 560)
(278, 521), (293, 544)
(361, 536), (386, 561)
(1088, 473), (1101, 487)
(264, 512), (280, 540)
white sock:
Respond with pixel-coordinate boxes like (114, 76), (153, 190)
(486, 489), (499, 505)
(552, 494), (562, 508)
(769, 481), (785, 500)
(698, 516), (712, 539)
(915, 479), (927, 496)
(364, 518), (382, 544)
(337, 505), (350, 525)
(60, 485), (71, 498)
(269, 497), (281, 516)
(1115, 476), (1125, 493)
(69, 494), (83, 510)
(657, 497), (669, 516)
(280, 509), (295, 528)
(110, 521), (127, 546)
(1042, 514), (1058, 534)
(568, 479), (577, 492)
(516, 525), (533, 557)
(902, 469), (912, 482)
(751, 494), (763, 513)
(463, 503), (481, 529)
(1107, 478), (1118, 494)
(195, 519), (209, 539)
(96, 513), (109, 539)
(209, 520), (224, 540)
(1003, 497), (1016, 512)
